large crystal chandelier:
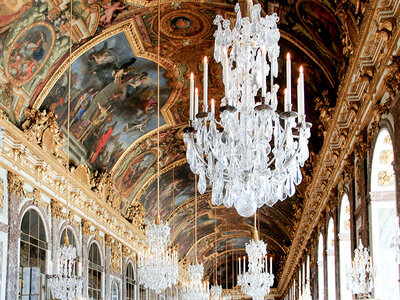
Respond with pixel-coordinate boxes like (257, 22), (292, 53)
(182, 263), (210, 300)
(183, 2), (311, 217)
(238, 226), (274, 299)
(137, 0), (179, 292)
(347, 239), (374, 298)
(47, 235), (83, 299)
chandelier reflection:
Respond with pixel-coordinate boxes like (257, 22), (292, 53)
(183, 2), (311, 217)
(347, 239), (374, 298)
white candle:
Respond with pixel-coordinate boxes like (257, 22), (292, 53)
(270, 257), (272, 274)
(244, 256), (246, 273)
(223, 48), (229, 100)
(261, 47), (266, 98)
(203, 56), (208, 112)
(195, 88), (199, 116)
(286, 53), (291, 109)
(265, 256), (267, 272)
(239, 257), (241, 274)
(298, 66), (305, 123)
(211, 98), (215, 115)
(190, 73), (194, 120)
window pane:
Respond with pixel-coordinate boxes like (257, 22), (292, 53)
(20, 241), (29, 267)
(21, 213), (29, 234)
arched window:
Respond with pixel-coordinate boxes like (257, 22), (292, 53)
(126, 262), (136, 300)
(370, 129), (399, 299)
(111, 281), (119, 300)
(88, 242), (103, 300)
(318, 233), (324, 300)
(327, 218), (336, 300)
(19, 208), (47, 299)
(339, 194), (352, 300)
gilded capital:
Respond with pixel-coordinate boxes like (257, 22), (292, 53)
(51, 199), (63, 220)
(81, 218), (91, 236)
(7, 171), (24, 199)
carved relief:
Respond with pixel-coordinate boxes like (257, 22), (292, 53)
(51, 198), (63, 220)
(7, 171), (24, 199)
(315, 91), (334, 137)
(21, 108), (65, 163)
(111, 241), (122, 272)
(81, 218), (91, 236)
(384, 56), (400, 100)
(379, 150), (394, 164)
(105, 234), (113, 249)
(125, 201), (145, 230)
(122, 245), (131, 258)
(378, 170), (394, 185)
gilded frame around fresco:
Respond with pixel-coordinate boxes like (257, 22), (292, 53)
(5, 21), (56, 87)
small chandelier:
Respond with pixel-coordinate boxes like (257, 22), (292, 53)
(222, 293), (232, 300)
(299, 283), (312, 300)
(390, 216), (400, 263)
(137, 216), (179, 294)
(182, 263), (210, 300)
(183, 175), (210, 300)
(47, 235), (83, 299)
(347, 239), (374, 298)
(210, 285), (222, 299)
(238, 225), (274, 300)
(183, 2), (311, 217)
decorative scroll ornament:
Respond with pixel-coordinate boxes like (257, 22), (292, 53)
(238, 231), (274, 300)
(183, 3), (311, 217)
(347, 239), (374, 298)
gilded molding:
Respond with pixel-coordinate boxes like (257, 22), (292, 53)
(111, 241), (122, 272)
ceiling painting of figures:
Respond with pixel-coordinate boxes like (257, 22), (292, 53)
(40, 31), (172, 171)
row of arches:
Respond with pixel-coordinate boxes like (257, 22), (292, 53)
(18, 207), (144, 299)
(285, 128), (400, 299)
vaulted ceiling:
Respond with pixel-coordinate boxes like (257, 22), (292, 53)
(0, 0), (355, 289)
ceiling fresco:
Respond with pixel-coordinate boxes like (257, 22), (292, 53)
(0, 0), (360, 290)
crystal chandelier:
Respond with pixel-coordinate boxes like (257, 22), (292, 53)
(137, 0), (179, 292)
(237, 227), (274, 300)
(347, 239), (374, 298)
(182, 263), (210, 300)
(299, 283), (312, 300)
(183, 2), (311, 217)
(183, 175), (210, 299)
(390, 216), (400, 263)
(138, 216), (179, 293)
(222, 293), (232, 300)
(210, 285), (222, 299)
(47, 235), (83, 299)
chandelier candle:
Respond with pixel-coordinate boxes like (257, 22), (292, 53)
(286, 53), (291, 110)
(184, 3), (311, 216)
(190, 73), (194, 120)
(204, 56), (208, 111)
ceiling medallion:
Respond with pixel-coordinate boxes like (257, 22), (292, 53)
(183, 2), (311, 216)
